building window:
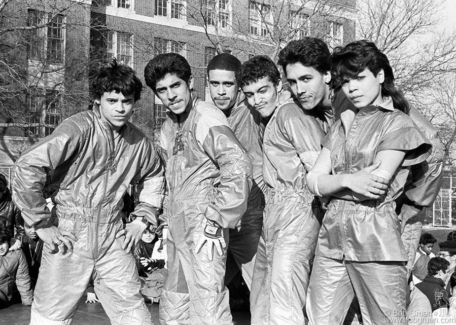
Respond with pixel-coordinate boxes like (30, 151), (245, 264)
(26, 89), (61, 137)
(205, 47), (217, 66)
(201, 0), (230, 29)
(290, 11), (310, 40)
(249, 1), (271, 37)
(324, 21), (343, 48)
(28, 10), (65, 64)
(107, 31), (133, 67)
(154, 102), (167, 127)
(155, 0), (185, 19)
(154, 37), (186, 57)
(117, 0), (131, 9)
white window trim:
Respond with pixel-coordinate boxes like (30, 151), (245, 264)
(110, 0), (134, 11)
(325, 21), (344, 48)
(154, 37), (187, 58)
(202, 0), (232, 31)
(249, 1), (272, 37)
(155, 0), (187, 20)
(28, 10), (66, 66)
(107, 31), (134, 68)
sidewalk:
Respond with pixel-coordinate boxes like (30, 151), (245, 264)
(0, 298), (251, 325)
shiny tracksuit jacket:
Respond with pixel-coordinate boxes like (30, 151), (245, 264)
(12, 106), (165, 325)
(158, 97), (252, 324)
(250, 94), (325, 325)
(307, 101), (432, 325)
(224, 94), (265, 289)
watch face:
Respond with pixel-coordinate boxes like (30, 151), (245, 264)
(206, 225), (217, 235)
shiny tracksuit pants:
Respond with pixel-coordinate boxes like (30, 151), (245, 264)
(307, 256), (407, 325)
(225, 204), (263, 289)
(30, 215), (152, 325)
(159, 196), (232, 325)
(250, 190), (321, 325)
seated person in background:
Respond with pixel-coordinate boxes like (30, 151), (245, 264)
(416, 257), (451, 311)
(0, 174), (23, 251)
(0, 228), (33, 308)
(134, 225), (166, 303)
(413, 233), (437, 283)
(17, 216), (43, 288)
(437, 239), (456, 294)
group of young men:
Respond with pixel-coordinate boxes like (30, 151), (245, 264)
(9, 36), (443, 325)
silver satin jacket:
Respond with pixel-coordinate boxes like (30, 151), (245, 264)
(12, 107), (164, 228)
(226, 95), (265, 212)
(318, 104), (432, 262)
(159, 97), (252, 229)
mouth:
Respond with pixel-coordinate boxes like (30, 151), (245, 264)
(169, 100), (182, 106)
(299, 96), (311, 102)
(350, 95), (362, 101)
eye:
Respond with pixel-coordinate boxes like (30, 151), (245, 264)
(259, 88), (267, 94)
(244, 93), (253, 98)
(156, 88), (165, 94)
(288, 80), (296, 85)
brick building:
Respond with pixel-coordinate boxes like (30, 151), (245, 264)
(0, 0), (356, 153)
(90, 0), (357, 134)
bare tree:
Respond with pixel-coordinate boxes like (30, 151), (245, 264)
(0, 0), (95, 162)
(187, 0), (355, 61)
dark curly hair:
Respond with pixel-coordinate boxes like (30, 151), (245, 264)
(239, 55), (281, 88)
(90, 59), (143, 102)
(278, 37), (332, 75)
(428, 257), (450, 276)
(332, 40), (410, 113)
(420, 233), (437, 245)
(144, 53), (192, 92)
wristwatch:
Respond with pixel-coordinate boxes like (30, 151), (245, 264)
(204, 220), (222, 239)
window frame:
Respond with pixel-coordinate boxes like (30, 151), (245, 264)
(107, 31), (134, 67)
(28, 9), (66, 65)
(155, 0), (186, 20)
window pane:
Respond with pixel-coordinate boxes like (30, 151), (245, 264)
(117, 32), (132, 66)
(118, 0), (130, 9)
(171, 0), (181, 19)
(204, 47), (216, 66)
(28, 10), (46, 60)
(156, 0), (168, 16)
(47, 15), (64, 63)
(154, 37), (168, 55)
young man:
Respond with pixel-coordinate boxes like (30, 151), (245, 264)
(206, 53), (264, 290)
(19, 220), (43, 287)
(0, 174), (23, 251)
(413, 233), (438, 282)
(416, 257), (451, 311)
(144, 53), (252, 325)
(12, 61), (164, 325)
(240, 55), (323, 325)
(279, 37), (444, 275)
(0, 228), (33, 308)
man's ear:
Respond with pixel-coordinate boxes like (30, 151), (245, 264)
(377, 69), (385, 84)
(276, 79), (283, 93)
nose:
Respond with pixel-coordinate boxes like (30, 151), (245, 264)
(347, 80), (357, 93)
(218, 84), (226, 95)
(296, 81), (305, 95)
(254, 93), (262, 105)
(167, 88), (177, 101)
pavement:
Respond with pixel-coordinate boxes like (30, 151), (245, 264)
(0, 298), (251, 324)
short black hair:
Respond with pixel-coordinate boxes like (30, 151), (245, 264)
(278, 38), (332, 76)
(428, 257), (450, 276)
(239, 55), (281, 88)
(0, 227), (10, 244)
(144, 53), (191, 92)
(207, 53), (242, 82)
(0, 174), (7, 193)
(420, 233), (437, 245)
(90, 59), (143, 102)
